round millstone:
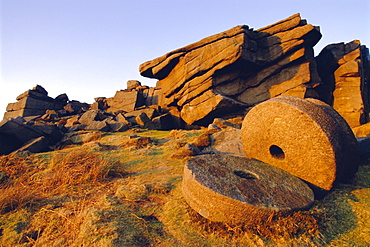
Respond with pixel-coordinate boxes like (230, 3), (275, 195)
(182, 154), (314, 225)
(241, 96), (359, 194)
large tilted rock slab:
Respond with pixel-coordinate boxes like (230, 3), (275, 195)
(315, 40), (370, 128)
(0, 116), (64, 155)
(241, 96), (359, 195)
(140, 13), (322, 125)
(182, 154), (314, 225)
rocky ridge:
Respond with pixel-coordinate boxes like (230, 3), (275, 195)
(1, 13), (369, 156)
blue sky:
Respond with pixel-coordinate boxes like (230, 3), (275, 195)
(1, 0), (370, 116)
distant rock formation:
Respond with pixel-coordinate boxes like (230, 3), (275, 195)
(4, 85), (68, 119)
(0, 82), (181, 155)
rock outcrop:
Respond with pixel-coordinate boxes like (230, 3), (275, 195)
(0, 116), (63, 155)
(139, 14), (369, 128)
(315, 40), (370, 127)
(1, 13), (369, 155)
(0, 82), (180, 155)
(4, 85), (68, 119)
(140, 13), (322, 125)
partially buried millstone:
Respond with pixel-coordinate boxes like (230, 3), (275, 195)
(182, 154), (314, 225)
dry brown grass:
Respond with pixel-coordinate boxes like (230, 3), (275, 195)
(188, 208), (320, 241)
(0, 130), (369, 246)
(121, 136), (153, 149)
(0, 149), (126, 214)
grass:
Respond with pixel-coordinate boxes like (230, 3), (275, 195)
(0, 129), (369, 246)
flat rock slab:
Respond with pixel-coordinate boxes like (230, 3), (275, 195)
(182, 154), (314, 225)
(241, 96), (359, 194)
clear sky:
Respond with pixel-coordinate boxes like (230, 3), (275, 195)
(1, 0), (370, 117)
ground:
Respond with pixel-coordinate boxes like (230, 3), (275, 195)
(0, 129), (369, 246)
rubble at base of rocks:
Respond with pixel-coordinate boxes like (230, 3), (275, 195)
(0, 82), (180, 155)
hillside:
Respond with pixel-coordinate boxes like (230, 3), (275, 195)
(0, 127), (369, 246)
(1, 13), (370, 246)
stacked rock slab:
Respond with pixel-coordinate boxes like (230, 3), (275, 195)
(182, 154), (314, 225)
(105, 90), (145, 113)
(315, 40), (370, 128)
(99, 81), (163, 113)
(4, 85), (67, 120)
(140, 13), (322, 125)
(241, 96), (359, 195)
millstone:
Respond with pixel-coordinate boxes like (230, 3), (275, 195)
(182, 154), (314, 225)
(241, 96), (359, 194)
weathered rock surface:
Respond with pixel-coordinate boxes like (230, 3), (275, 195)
(182, 154), (314, 225)
(140, 13), (322, 125)
(63, 101), (90, 114)
(4, 85), (68, 120)
(85, 120), (110, 132)
(105, 90), (144, 113)
(241, 96), (359, 195)
(0, 117), (45, 144)
(150, 113), (175, 130)
(59, 131), (103, 146)
(0, 116), (64, 155)
(209, 127), (245, 157)
(16, 136), (50, 153)
(127, 80), (142, 90)
(124, 108), (159, 120)
(142, 87), (163, 106)
(106, 121), (129, 132)
(315, 40), (370, 127)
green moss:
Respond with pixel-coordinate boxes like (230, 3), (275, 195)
(0, 209), (31, 246)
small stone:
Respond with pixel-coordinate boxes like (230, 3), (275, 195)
(135, 112), (151, 127)
(208, 124), (221, 130)
(107, 121), (129, 132)
(115, 113), (130, 125)
(78, 110), (98, 125)
(85, 121), (110, 132)
(210, 127), (245, 157)
(54, 93), (69, 104)
(60, 131), (103, 145)
(127, 80), (142, 90)
(171, 144), (200, 159)
(212, 118), (241, 129)
(64, 115), (80, 127)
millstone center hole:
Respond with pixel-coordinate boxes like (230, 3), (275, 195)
(270, 145), (285, 160)
(234, 170), (258, 180)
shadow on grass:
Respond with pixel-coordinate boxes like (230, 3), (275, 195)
(317, 162), (370, 245)
(98, 197), (168, 247)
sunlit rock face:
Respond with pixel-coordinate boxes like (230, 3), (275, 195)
(140, 13), (322, 125)
(315, 40), (370, 128)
